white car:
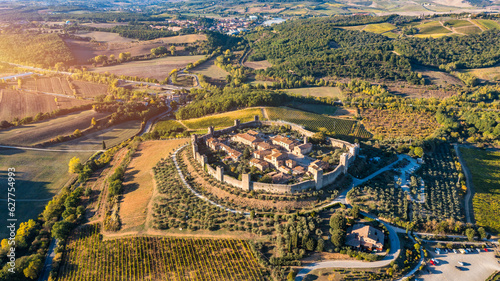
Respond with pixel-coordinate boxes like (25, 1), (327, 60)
(432, 258), (439, 265)
(453, 249), (457, 254)
(476, 248), (481, 253)
(458, 261), (465, 266)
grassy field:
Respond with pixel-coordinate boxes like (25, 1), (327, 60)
(360, 108), (439, 139)
(58, 225), (266, 281)
(181, 108), (264, 130)
(463, 66), (500, 82)
(192, 58), (229, 79)
(0, 110), (108, 146)
(0, 149), (92, 238)
(416, 21), (452, 35)
(91, 55), (205, 81)
(47, 120), (142, 151)
(119, 139), (189, 232)
(265, 107), (372, 138)
(0, 89), (91, 122)
(363, 22), (396, 34)
(23, 77), (108, 98)
(459, 148), (500, 234)
(473, 19), (500, 30)
(154, 119), (186, 133)
(285, 87), (343, 99)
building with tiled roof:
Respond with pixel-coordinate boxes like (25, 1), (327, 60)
(249, 158), (269, 171)
(345, 224), (385, 252)
(271, 135), (296, 151)
(232, 133), (262, 147)
(293, 142), (313, 156)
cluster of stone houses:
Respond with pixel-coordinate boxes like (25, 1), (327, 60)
(205, 130), (330, 184)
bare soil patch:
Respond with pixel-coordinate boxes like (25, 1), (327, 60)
(119, 139), (189, 232)
(0, 89), (90, 122)
(412, 64), (463, 86)
(385, 83), (457, 99)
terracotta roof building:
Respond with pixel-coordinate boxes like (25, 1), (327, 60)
(345, 224), (385, 252)
(249, 158), (270, 171)
(271, 135), (296, 151)
(232, 133), (262, 147)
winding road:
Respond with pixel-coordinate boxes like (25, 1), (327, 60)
(454, 144), (475, 224)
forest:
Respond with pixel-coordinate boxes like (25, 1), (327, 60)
(394, 29), (500, 69)
(0, 33), (75, 67)
(247, 18), (425, 84)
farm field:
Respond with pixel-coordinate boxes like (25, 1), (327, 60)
(444, 19), (473, 28)
(285, 86), (342, 99)
(455, 25), (483, 34)
(156, 34), (207, 44)
(58, 225), (266, 281)
(0, 110), (108, 146)
(243, 60), (273, 70)
(192, 58), (229, 79)
(462, 65), (500, 82)
(48, 120), (142, 151)
(181, 108), (264, 130)
(416, 21), (452, 35)
(74, 31), (135, 43)
(265, 107), (372, 138)
(360, 108), (439, 139)
(363, 22), (396, 34)
(0, 89), (91, 122)
(0, 149), (91, 238)
(119, 139), (189, 233)
(91, 56), (205, 81)
(459, 148), (500, 234)
(22, 77), (108, 97)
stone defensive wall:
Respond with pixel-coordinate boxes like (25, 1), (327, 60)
(191, 116), (359, 194)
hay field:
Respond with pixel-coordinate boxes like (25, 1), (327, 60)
(285, 86), (343, 99)
(182, 108), (264, 129)
(156, 34), (206, 44)
(192, 58), (229, 79)
(0, 110), (108, 146)
(0, 89), (91, 122)
(91, 56), (205, 80)
(119, 139), (189, 232)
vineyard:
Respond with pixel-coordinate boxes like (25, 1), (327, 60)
(360, 108), (439, 139)
(265, 107), (372, 138)
(57, 224), (267, 281)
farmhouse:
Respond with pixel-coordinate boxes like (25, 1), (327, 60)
(249, 158), (269, 171)
(255, 141), (276, 151)
(271, 135), (296, 151)
(345, 224), (385, 252)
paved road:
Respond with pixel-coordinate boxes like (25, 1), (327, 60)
(139, 107), (172, 136)
(172, 144), (248, 215)
(0, 72), (35, 80)
(453, 144), (474, 224)
(38, 238), (58, 281)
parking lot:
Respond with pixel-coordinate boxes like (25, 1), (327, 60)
(419, 247), (500, 281)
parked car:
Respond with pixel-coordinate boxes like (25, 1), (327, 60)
(476, 248), (481, 253)
(431, 258), (439, 265)
(458, 261), (465, 266)
(455, 266), (465, 271)
(429, 260), (435, 265)
(453, 249), (457, 254)
(485, 248), (489, 252)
